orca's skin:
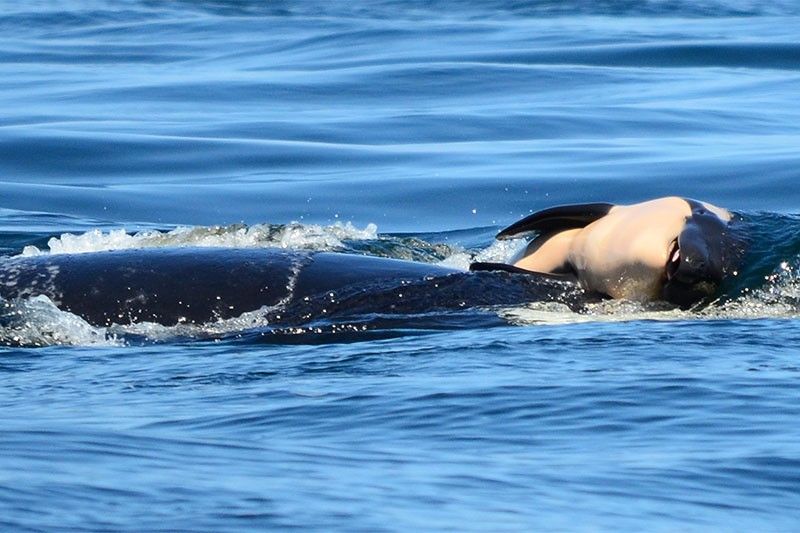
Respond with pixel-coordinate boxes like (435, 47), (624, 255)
(0, 247), (585, 327)
(484, 197), (746, 307)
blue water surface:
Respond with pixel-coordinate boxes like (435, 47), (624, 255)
(1, 0), (800, 530)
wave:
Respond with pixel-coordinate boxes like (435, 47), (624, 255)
(5, 1), (799, 39)
(20, 221), (379, 256)
(154, 0), (800, 19)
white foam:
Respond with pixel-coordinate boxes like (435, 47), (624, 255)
(437, 238), (526, 270)
(20, 221), (379, 257)
(500, 300), (688, 326)
(277, 221), (377, 250)
(108, 305), (272, 342)
(0, 295), (120, 347)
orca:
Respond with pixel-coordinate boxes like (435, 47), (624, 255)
(472, 197), (745, 307)
(0, 197), (744, 328)
(0, 247), (584, 327)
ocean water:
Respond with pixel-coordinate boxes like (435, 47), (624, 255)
(2, 0), (800, 530)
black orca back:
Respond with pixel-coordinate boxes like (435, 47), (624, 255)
(0, 247), (588, 327)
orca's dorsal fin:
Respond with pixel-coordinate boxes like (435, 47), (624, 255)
(496, 202), (614, 240)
